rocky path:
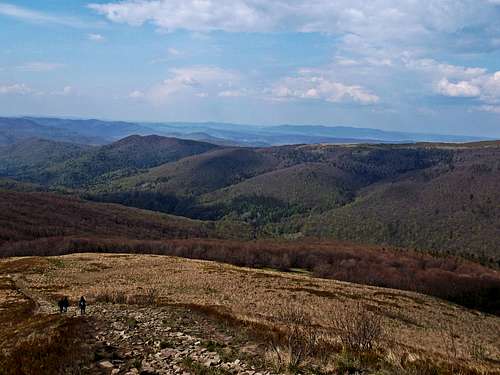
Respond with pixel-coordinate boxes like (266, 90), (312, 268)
(89, 304), (277, 375)
(7, 275), (278, 375)
(10, 275), (278, 375)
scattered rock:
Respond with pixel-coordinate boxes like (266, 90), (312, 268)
(98, 360), (114, 369)
(88, 304), (279, 375)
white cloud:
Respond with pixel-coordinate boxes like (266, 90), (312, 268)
(16, 62), (65, 72)
(0, 83), (35, 95)
(407, 58), (487, 80)
(129, 90), (145, 99)
(88, 0), (496, 47)
(51, 86), (73, 96)
(0, 3), (96, 28)
(88, 33), (105, 42)
(404, 58), (500, 105)
(168, 48), (182, 56)
(135, 66), (240, 102)
(88, 0), (275, 32)
(436, 78), (481, 97)
(269, 75), (379, 105)
(218, 90), (246, 97)
(478, 105), (500, 113)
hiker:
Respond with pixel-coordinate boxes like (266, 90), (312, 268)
(62, 296), (69, 313)
(58, 298), (64, 313)
(79, 296), (86, 315)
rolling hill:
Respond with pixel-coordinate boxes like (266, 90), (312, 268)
(1, 129), (499, 264)
(303, 144), (500, 263)
(1, 135), (219, 187)
(0, 189), (235, 252)
(0, 138), (92, 181)
(88, 142), (499, 263)
(201, 162), (357, 211)
(0, 117), (104, 145)
(106, 147), (281, 196)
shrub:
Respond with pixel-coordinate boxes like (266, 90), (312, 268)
(333, 350), (362, 374)
(269, 304), (319, 371)
(330, 303), (383, 352)
(91, 289), (127, 304)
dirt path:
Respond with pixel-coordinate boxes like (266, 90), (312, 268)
(11, 274), (54, 315)
(8, 274), (275, 375)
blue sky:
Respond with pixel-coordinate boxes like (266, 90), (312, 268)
(1, 0), (500, 136)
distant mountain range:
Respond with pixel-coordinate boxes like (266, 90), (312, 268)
(0, 117), (491, 147)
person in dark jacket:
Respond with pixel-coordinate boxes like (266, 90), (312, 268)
(58, 298), (64, 313)
(79, 296), (86, 315)
(62, 296), (69, 313)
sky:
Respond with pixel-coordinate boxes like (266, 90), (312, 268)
(1, 1), (500, 137)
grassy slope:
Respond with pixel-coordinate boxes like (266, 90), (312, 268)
(3, 253), (498, 373)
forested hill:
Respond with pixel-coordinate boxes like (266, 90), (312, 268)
(1, 134), (499, 264)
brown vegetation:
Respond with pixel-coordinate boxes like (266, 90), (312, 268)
(0, 317), (95, 375)
(2, 235), (498, 314)
(2, 254), (498, 374)
(0, 189), (250, 244)
(329, 303), (383, 352)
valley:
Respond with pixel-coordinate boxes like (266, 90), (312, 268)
(1, 127), (499, 264)
(1, 118), (499, 374)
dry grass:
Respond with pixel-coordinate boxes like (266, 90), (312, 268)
(268, 304), (319, 372)
(0, 262), (95, 375)
(329, 303), (383, 352)
(1, 254), (499, 374)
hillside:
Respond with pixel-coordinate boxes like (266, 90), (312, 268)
(1, 180), (499, 315)
(2, 135), (499, 265)
(107, 147), (281, 196)
(303, 144), (500, 263)
(0, 190), (222, 250)
(200, 163), (358, 227)
(0, 117), (104, 145)
(1, 254), (499, 374)
(0, 138), (92, 180)
(79, 142), (500, 263)
(27, 135), (219, 187)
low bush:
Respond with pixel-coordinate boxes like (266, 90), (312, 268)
(90, 287), (159, 306)
(329, 303), (383, 352)
(268, 304), (319, 372)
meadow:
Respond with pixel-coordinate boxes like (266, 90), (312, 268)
(1, 254), (498, 374)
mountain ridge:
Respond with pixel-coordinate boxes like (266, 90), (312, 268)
(0, 116), (491, 146)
